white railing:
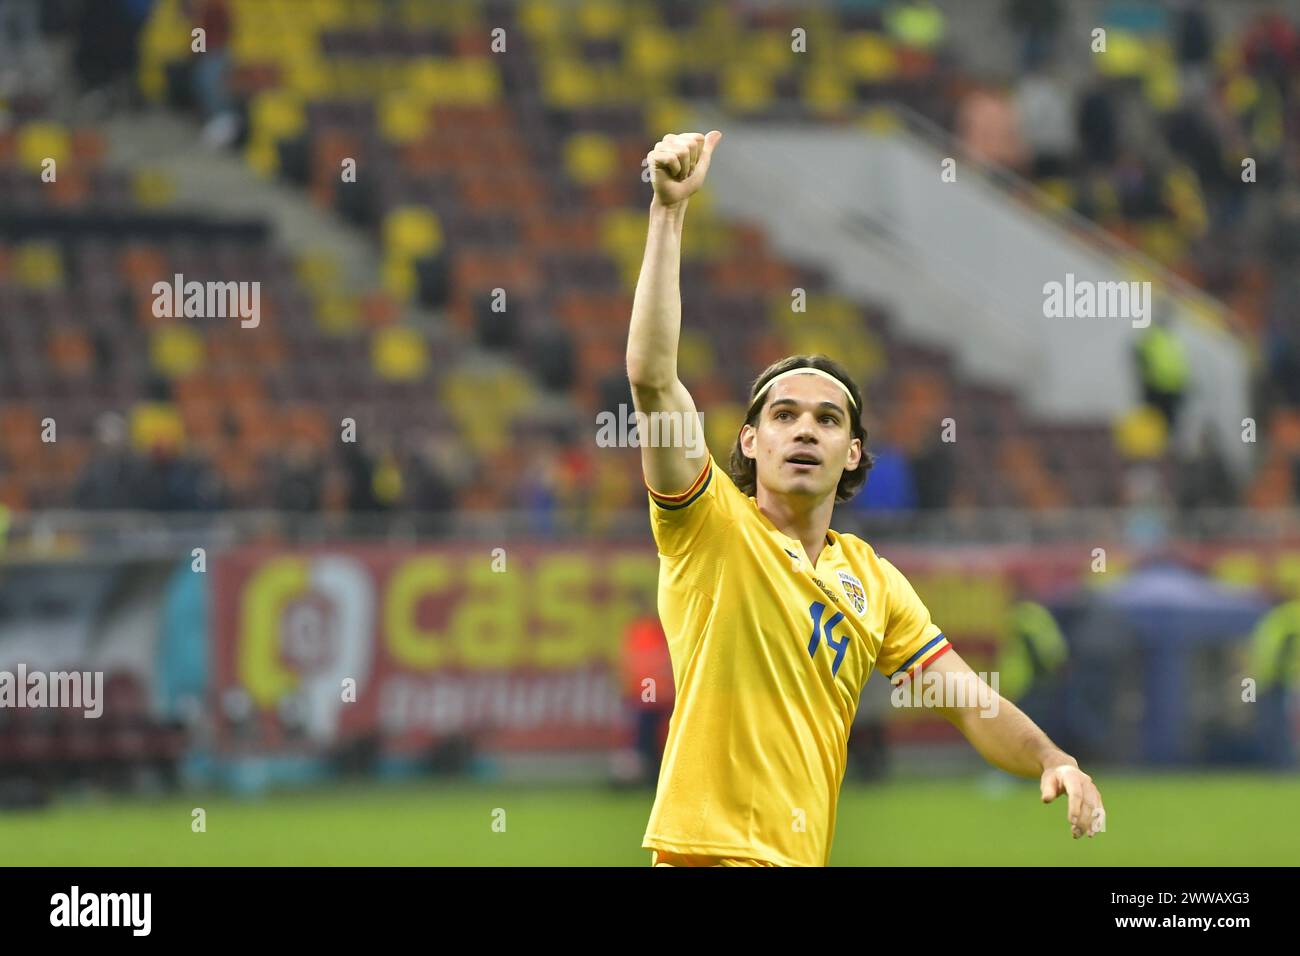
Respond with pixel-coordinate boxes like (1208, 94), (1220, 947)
(3, 508), (1300, 558)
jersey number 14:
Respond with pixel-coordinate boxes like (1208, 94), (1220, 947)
(807, 601), (849, 677)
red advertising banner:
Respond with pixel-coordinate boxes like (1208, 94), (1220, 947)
(210, 539), (1300, 755)
(211, 543), (661, 753)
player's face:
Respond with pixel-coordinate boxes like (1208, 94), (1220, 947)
(741, 373), (861, 501)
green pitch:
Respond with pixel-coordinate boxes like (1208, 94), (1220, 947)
(2, 772), (1297, 865)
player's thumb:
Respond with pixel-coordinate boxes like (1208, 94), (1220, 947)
(695, 129), (722, 176)
(1040, 772), (1061, 803)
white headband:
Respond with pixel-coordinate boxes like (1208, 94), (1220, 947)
(752, 367), (859, 413)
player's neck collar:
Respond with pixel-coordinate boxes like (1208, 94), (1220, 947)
(748, 495), (838, 551)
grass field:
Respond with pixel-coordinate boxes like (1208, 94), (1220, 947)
(2, 772), (1297, 866)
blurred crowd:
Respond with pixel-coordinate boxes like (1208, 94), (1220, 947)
(6, 0), (1300, 527)
(959, 0), (1300, 430)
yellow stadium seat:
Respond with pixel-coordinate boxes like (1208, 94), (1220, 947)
(721, 66), (775, 114)
(442, 366), (535, 456)
(381, 256), (418, 303)
(249, 89), (306, 141)
(372, 326), (429, 381)
(315, 293), (362, 334)
(13, 243), (63, 290)
(130, 402), (186, 451)
(541, 59), (602, 108)
(626, 27), (678, 79)
(16, 122), (70, 173)
(564, 132), (619, 185)
(296, 251), (344, 293)
(1113, 405), (1169, 460)
(747, 31), (793, 73)
(397, 0), (439, 27)
(451, 59), (502, 104)
(520, 0), (565, 39)
(578, 0), (625, 39)
(384, 207), (444, 260)
(842, 33), (899, 82)
(379, 91), (433, 144)
(407, 58), (501, 106)
(150, 326), (206, 378)
(803, 70), (852, 115)
(133, 169), (176, 209)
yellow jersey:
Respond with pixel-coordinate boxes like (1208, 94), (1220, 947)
(641, 454), (951, 867)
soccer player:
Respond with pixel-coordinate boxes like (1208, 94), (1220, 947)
(627, 131), (1105, 867)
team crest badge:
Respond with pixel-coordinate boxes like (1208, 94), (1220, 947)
(837, 570), (867, 616)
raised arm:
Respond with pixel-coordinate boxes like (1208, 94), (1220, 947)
(626, 130), (722, 496)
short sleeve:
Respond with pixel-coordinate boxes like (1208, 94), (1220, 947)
(646, 454), (737, 558)
(875, 556), (950, 684)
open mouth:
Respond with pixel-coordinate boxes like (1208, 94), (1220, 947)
(786, 454), (820, 467)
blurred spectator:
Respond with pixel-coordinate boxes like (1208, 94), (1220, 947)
(910, 431), (955, 509)
(1246, 596), (1300, 766)
(133, 441), (223, 511)
(998, 583), (1068, 709)
(612, 592), (674, 788)
(74, 412), (139, 510)
(532, 326), (576, 393)
(406, 437), (461, 534)
(957, 81), (1029, 173)
(371, 443), (405, 509)
(1240, 11), (1299, 84)
(1076, 80), (1120, 170)
(341, 440), (383, 514)
(1122, 462), (1173, 548)
(1273, 317), (1300, 411)
(0, 0), (41, 98)
(1014, 65), (1075, 178)
(884, 0), (946, 52)
(853, 432), (917, 512)
(272, 440), (324, 513)
(186, 0), (239, 147)
(1174, 423), (1237, 510)
(1164, 96), (1229, 202)
(72, 0), (145, 102)
(1173, 0), (1215, 90)
(517, 436), (561, 533)
(1133, 317), (1190, 432)
(1004, 0), (1063, 71)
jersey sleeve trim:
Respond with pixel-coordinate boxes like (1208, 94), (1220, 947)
(647, 458), (712, 510)
(888, 633), (952, 685)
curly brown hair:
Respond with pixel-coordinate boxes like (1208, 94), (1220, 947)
(727, 355), (874, 503)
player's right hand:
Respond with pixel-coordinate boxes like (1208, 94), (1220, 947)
(646, 130), (722, 207)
